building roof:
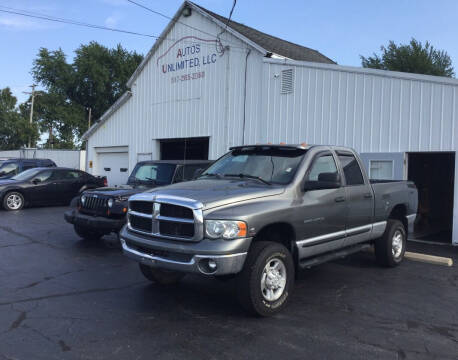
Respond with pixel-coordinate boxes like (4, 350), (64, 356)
(192, 2), (335, 64)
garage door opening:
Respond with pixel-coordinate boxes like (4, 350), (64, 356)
(408, 152), (455, 243)
(160, 137), (209, 160)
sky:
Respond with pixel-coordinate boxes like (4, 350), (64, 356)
(1, 0), (458, 104)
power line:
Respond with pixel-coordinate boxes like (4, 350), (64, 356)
(126, 0), (242, 48)
(0, 5), (249, 51)
(217, 0), (237, 54)
(0, 8), (157, 38)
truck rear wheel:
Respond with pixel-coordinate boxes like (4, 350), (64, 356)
(375, 219), (406, 267)
(236, 241), (294, 317)
(139, 264), (185, 285)
(74, 225), (104, 241)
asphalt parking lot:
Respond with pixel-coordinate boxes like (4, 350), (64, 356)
(1, 207), (457, 360)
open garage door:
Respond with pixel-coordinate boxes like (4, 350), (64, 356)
(408, 152), (455, 243)
(160, 137), (209, 160)
(97, 151), (129, 186)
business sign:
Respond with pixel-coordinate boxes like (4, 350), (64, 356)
(156, 36), (222, 84)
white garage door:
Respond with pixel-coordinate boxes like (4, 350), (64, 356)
(97, 152), (129, 186)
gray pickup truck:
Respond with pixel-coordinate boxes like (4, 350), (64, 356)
(120, 145), (418, 316)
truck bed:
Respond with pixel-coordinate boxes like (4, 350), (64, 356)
(370, 180), (418, 224)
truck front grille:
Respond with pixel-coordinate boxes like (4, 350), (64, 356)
(129, 201), (153, 215)
(127, 199), (201, 241)
(160, 203), (193, 219)
(159, 221), (194, 237)
(81, 195), (108, 215)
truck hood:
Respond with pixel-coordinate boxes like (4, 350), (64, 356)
(84, 185), (152, 197)
(144, 179), (285, 210)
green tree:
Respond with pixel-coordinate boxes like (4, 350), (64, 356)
(361, 38), (454, 77)
(0, 88), (39, 150)
(31, 42), (143, 147)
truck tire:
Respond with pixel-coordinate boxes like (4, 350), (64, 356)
(3, 191), (25, 211)
(74, 225), (104, 241)
(139, 264), (185, 285)
(236, 241), (294, 317)
(375, 219), (406, 267)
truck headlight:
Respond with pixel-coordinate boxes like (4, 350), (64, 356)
(81, 195), (86, 205)
(107, 198), (114, 208)
(205, 220), (247, 239)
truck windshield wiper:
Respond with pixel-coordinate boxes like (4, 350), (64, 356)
(199, 172), (223, 179)
(224, 173), (271, 185)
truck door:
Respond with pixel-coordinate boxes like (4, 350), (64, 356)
(296, 151), (347, 259)
(337, 151), (374, 246)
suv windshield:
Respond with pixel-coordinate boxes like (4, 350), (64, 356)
(0, 162), (19, 177)
(201, 147), (307, 185)
(131, 163), (176, 185)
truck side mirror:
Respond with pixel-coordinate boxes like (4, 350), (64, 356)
(303, 173), (341, 191)
(193, 168), (204, 179)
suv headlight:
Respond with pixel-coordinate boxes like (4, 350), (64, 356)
(81, 195), (86, 205)
(107, 198), (114, 208)
(205, 220), (247, 239)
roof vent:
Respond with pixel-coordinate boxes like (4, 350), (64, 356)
(281, 69), (294, 94)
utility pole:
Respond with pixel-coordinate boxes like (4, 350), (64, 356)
(23, 84), (39, 148)
(87, 107), (92, 128)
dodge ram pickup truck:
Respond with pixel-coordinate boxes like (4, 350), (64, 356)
(119, 145), (418, 316)
(65, 160), (211, 240)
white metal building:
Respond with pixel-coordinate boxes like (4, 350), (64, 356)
(82, 1), (458, 245)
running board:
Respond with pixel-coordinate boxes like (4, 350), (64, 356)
(298, 243), (372, 269)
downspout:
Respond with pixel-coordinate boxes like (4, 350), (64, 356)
(242, 48), (252, 145)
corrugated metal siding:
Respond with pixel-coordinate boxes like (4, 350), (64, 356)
(261, 59), (458, 153)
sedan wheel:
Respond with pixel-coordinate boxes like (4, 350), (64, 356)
(3, 192), (24, 211)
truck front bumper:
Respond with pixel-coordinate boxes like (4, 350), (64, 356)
(119, 226), (251, 276)
(64, 209), (125, 233)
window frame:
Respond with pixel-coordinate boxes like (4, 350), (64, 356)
(304, 151), (341, 186)
(336, 151), (366, 187)
(368, 159), (394, 180)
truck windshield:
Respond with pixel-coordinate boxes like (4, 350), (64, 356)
(131, 163), (175, 185)
(201, 147), (307, 185)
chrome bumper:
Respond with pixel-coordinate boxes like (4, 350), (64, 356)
(120, 237), (247, 275)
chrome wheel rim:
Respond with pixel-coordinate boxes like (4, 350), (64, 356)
(6, 194), (22, 210)
(392, 230), (403, 259)
(261, 258), (287, 302)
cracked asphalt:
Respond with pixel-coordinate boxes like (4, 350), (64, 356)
(1, 206), (458, 360)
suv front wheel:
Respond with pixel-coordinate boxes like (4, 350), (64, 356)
(236, 241), (294, 316)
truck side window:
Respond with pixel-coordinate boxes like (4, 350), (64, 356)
(338, 154), (364, 185)
(307, 155), (338, 181)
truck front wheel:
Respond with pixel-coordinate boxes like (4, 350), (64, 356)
(139, 264), (185, 285)
(375, 219), (406, 267)
(236, 241), (294, 317)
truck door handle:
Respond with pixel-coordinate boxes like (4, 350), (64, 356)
(334, 196), (345, 203)
(363, 193), (373, 199)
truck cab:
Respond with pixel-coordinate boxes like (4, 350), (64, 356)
(120, 145), (418, 316)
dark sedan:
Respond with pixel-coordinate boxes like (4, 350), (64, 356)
(0, 167), (106, 211)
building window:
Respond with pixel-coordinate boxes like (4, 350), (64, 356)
(369, 160), (394, 180)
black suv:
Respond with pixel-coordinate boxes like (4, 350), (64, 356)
(64, 160), (211, 240)
(0, 158), (56, 179)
